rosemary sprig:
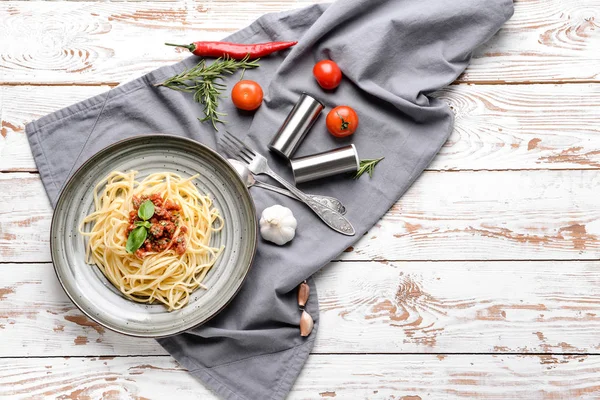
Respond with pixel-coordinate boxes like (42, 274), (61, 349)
(155, 55), (260, 130)
(354, 157), (384, 179)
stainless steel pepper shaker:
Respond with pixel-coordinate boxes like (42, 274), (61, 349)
(290, 144), (360, 184)
(268, 93), (324, 158)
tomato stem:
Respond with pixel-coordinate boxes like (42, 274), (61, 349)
(337, 112), (350, 130)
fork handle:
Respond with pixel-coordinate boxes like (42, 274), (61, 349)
(252, 180), (347, 215)
(262, 168), (355, 236)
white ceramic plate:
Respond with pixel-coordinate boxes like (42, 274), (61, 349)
(51, 135), (257, 337)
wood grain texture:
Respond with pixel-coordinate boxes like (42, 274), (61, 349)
(1, 354), (600, 399)
(342, 169), (600, 261)
(0, 263), (163, 357)
(316, 260), (600, 354)
(463, 0), (600, 83)
(0, 1), (320, 85)
(0, 86), (109, 171)
(0, 174), (51, 262)
(431, 84), (600, 170)
(2, 261), (600, 356)
(0, 0), (599, 85)
(3, 170), (600, 263)
(2, 0), (599, 396)
(3, 84), (600, 172)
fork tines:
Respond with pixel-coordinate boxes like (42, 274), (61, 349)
(218, 137), (239, 160)
(219, 131), (257, 164)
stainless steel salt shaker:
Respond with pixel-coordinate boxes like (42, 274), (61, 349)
(290, 144), (360, 184)
(268, 93), (324, 158)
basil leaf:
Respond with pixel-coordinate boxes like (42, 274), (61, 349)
(134, 220), (151, 229)
(126, 226), (148, 254)
(138, 200), (155, 221)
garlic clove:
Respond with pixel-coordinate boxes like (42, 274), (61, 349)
(300, 310), (314, 337)
(297, 281), (310, 308)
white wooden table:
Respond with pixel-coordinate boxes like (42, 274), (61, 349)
(1, 0), (600, 398)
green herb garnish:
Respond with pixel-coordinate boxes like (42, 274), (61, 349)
(134, 220), (152, 229)
(354, 157), (384, 179)
(126, 200), (155, 254)
(138, 200), (155, 220)
(155, 55), (260, 130)
(126, 226), (148, 254)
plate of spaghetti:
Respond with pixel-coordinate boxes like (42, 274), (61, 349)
(50, 135), (257, 337)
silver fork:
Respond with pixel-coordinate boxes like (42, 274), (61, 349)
(220, 131), (355, 236)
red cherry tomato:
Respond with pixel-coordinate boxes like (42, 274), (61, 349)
(326, 106), (359, 138)
(231, 80), (263, 111)
(313, 60), (342, 90)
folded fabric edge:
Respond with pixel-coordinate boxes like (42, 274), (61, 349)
(25, 124), (59, 204)
(503, 0), (515, 19)
(159, 335), (316, 400)
(270, 337), (314, 400)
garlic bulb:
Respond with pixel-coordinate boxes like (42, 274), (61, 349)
(259, 205), (297, 245)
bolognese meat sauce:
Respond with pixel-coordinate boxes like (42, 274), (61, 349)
(127, 194), (188, 258)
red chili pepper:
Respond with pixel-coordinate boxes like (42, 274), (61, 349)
(165, 41), (298, 59)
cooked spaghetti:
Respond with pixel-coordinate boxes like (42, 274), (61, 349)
(79, 171), (224, 311)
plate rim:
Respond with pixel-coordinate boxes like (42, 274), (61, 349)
(50, 134), (258, 338)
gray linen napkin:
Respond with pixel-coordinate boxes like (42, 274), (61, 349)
(26, 0), (513, 398)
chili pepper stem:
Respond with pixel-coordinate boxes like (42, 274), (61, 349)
(165, 43), (195, 52)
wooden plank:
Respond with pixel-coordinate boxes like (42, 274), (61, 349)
(316, 260), (600, 354)
(0, 174), (52, 262)
(3, 170), (600, 263)
(1, 354), (600, 399)
(431, 84), (600, 170)
(0, 1), (321, 85)
(0, 1), (599, 85)
(463, 0), (600, 83)
(0, 263), (164, 357)
(3, 84), (600, 172)
(2, 261), (600, 356)
(343, 169), (600, 261)
(0, 86), (109, 171)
